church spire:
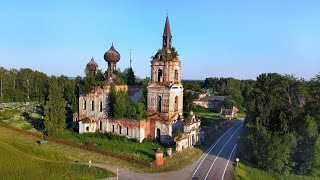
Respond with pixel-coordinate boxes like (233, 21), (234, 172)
(162, 16), (172, 49)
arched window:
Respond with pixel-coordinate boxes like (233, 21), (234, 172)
(158, 69), (163, 82)
(174, 70), (178, 81)
(158, 96), (162, 112)
(91, 101), (94, 111)
(99, 101), (102, 112)
(175, 96), (178, 111)
(83, 99), (86, 110)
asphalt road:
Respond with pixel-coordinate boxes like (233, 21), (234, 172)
(190, 120), (244, 180)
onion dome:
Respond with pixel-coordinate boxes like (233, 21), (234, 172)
(86, 57), (98, 72)
(104, 43), (120, 63)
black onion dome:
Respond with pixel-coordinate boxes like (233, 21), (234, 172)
(104, 43), (120, 63)
(86, 57), (98, 71)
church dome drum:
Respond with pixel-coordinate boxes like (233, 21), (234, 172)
(86, 58), (98, 72)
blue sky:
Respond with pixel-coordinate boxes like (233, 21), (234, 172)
(0, 1), (319, 80)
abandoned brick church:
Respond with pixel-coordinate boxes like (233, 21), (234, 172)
(73, 16), (201, 151)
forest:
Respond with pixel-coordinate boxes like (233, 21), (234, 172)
(238, 73), (320, 177)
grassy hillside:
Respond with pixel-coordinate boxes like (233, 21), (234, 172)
(0, 130), (114, 179)
(59, 130), (166, 162)
(234, 162), (316, 180)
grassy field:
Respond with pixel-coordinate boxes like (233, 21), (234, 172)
(60, 130), (168, 162)
(0, 136), (114, 179)
(0, 121), (237, 174)
(0, 109), (42, 133)
(193, 107), (221, 127)
(193, 106), (221, 120)
(234, 162), (316, 180)
(0, 104), (237, 173)
(0, 108), (166, 162)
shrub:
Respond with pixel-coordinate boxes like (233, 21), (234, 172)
(81, 117), (91, 123)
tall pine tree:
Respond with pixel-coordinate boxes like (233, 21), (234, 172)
(44, 77), (66, 136)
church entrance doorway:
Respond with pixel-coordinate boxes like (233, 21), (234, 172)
(156, 128), (161, 142)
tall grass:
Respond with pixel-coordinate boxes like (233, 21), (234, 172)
(0, 139), (114, 180)
(59, 130), (167, 162)
(234, 162), (316, 180)
(0, 109), (37, 131)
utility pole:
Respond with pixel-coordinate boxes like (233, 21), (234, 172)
(129, 49), (133, 69)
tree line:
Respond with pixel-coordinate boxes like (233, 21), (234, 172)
(0, 67), (78, 109)
(238, 73), (320, 177)
(182, 78), (256, 112)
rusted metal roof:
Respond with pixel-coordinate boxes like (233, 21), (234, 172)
(163, 16), (171, 37)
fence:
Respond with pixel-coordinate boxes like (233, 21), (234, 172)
(0, 123), (153, 168)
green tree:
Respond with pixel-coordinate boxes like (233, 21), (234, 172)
(134, 102), (148, 119)
(125, 68), (136, 85)
(301, 136), (320, 177)
(114, 90), (130, 119)
(242, 73), (306, 174)
(141, 77), (149, 105)
(44, 77), (66, 136)
(32, 71), (49, 103)
(183, 90), (194, 113)
(108, 85), (116, 117)
(17, 68), (34, 101)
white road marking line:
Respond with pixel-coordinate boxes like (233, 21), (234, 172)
(190, 120), (243, 180)
(203, 124), (243, 180)
(221, 144), (237, 180)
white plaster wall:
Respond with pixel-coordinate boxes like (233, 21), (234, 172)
(79, 121), (85, 134)
(169, 86), (183, 113)
(139, 128), (145, 143)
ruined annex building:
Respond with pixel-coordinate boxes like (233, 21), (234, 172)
(74, 16), (201, 150)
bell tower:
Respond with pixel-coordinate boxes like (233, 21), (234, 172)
(147, 16), (183, 120)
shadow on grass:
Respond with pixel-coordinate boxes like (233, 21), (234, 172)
(22, 112), (45, 131)
(136, 150), (154, 160)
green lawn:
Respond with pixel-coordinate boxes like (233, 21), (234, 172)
(234, 162), (316, 180)
(59, 130), (167, 162)
(0, 109), (41, 133)
(193, 107), (222, 127)
(0, 136), (114, 180)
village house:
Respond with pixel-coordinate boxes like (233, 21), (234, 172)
(220, 106), (239, 120)
(73, 16), (201, 148)
(193, 95), (225, 109)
